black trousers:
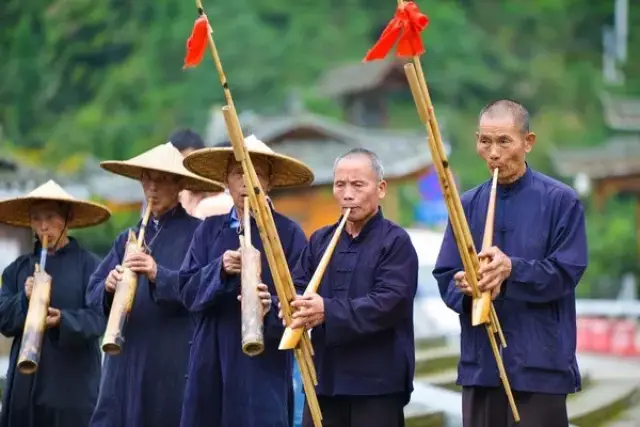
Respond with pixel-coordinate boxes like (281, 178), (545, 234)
(302, 394), (405, 427)
(462, 386), (569, 427)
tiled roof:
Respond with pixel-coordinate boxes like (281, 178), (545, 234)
(551, 136), (640, 179)
(315, 57), (407, 98)
(79, 158), (144, 204)
(602, 93), (640, 131)
(205, 110), (445, 185)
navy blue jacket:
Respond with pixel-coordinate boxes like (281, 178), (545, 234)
(293, 209), (418, 403)
(434, 167), (588, 394)
(178, 209), (307, 427)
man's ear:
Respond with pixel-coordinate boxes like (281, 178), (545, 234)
(524, 132), (536, 153)
(378, 180), (387, 199)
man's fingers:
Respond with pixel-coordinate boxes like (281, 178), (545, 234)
(256, 283), (268, 292)
(257, 291), (270, 300)
(290, 299), (307, 309)
(289, 318), (306, 330)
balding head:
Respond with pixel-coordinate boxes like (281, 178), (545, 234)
(333, 148), (384, 182)
(479, 99), (530, 135)
(476, 99), (535, 184)
(333, 148), (386, 229)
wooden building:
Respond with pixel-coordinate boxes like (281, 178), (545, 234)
(315, 57), (410, 128)
(552, 93), (640, 248)
(204, 58), (448, 235)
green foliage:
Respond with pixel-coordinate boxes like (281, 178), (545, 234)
(579, 198), (640, 298)
(0, 0), (638, 291)
(70, 210), (140, 257)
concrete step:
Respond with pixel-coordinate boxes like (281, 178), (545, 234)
(600, 397), (640, 427)
(415, 335), (448, 352)
(404, 402), (444, 427)
(415, 347), (459, 376)
(569, 381), (640, 426)
(418, 369), (459, 391)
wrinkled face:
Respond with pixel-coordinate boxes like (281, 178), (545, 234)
(333, 155), (386, 223)
(476, 114), (535, 184)
(226, 157), (272, 212)
(29, 201), (69, 248)
(140, 170), (182, 215)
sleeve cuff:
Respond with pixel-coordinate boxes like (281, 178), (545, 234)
(461, 295), (472, 314)
(21, 292), (28, 313)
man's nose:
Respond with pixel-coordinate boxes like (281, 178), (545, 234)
(342, 189), (355, 200)
(488, 145), (500, 160)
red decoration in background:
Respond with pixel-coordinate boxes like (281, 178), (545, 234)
(183, 15), (210, 69)
(363, 1), (429, 62)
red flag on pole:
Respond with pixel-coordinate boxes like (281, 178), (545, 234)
(183, 15), (210, 69)
(363, 1), (429, 62)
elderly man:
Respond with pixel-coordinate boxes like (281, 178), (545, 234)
(0, 180), (111, 427)
(433, 99), (588, 427)
(178, 135), (313, 427)
(170, 128), (233, 218)
(287, 148), (418, 427)
(86, 143), (223, 427)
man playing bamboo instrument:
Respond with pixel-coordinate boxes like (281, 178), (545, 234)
(86, 142), (223, 427)
(178, 135), (312, 427)
(171, 128), (234, 218)
(434, 99), (588, 427)
(285, 148), (419, 427)
(0, 180), (111, 427)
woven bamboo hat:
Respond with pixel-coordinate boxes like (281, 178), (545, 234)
(100, 142), (225, 193)
(183, 135), (314, 188)
(0, 180), (112, 229)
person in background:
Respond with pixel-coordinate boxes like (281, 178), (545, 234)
(433, 99), (588, 427)
(87, 142), (223, 427)
(286, 148), (419, 427)
(169, 128), (233, 218)
(178, 134), (313, 427)
(0, 180), (111, 427)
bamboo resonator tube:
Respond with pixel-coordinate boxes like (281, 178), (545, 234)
(240, 197), (265, 357)
(101, 201), (153, 355)
(17, 235), (50, 374)
(403, 57), (519, 421)
(279, 208), (351, 350)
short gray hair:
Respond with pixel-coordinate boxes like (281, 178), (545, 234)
(333, 148), (384, 181)
(479, 99), (530, 134)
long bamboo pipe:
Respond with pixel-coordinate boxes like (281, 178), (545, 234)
(279, 208), (351, 350)
(403, 56), (519, 422)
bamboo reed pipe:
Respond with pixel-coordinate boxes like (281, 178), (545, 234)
(101, 201), (153, 355)
(279, 208), (351, 350)
(403, 59), (519, 422)
(220, 106), (322, 425)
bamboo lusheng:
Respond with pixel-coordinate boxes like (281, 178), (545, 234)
(17, 235), (50, 374)
(221, 107), (322, 426)
(101, 201), (153, 355)
(239, 197), (265, 357)
(402, 64), (504, 341)
(403, 57), (519, 421)
(278, 208), (351, 350)
(190, 2), (322, 423)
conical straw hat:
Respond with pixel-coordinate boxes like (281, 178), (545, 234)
(100, 143), (225, 193)
(0, 180), (112, 229)
(183, 135), (314, 188)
